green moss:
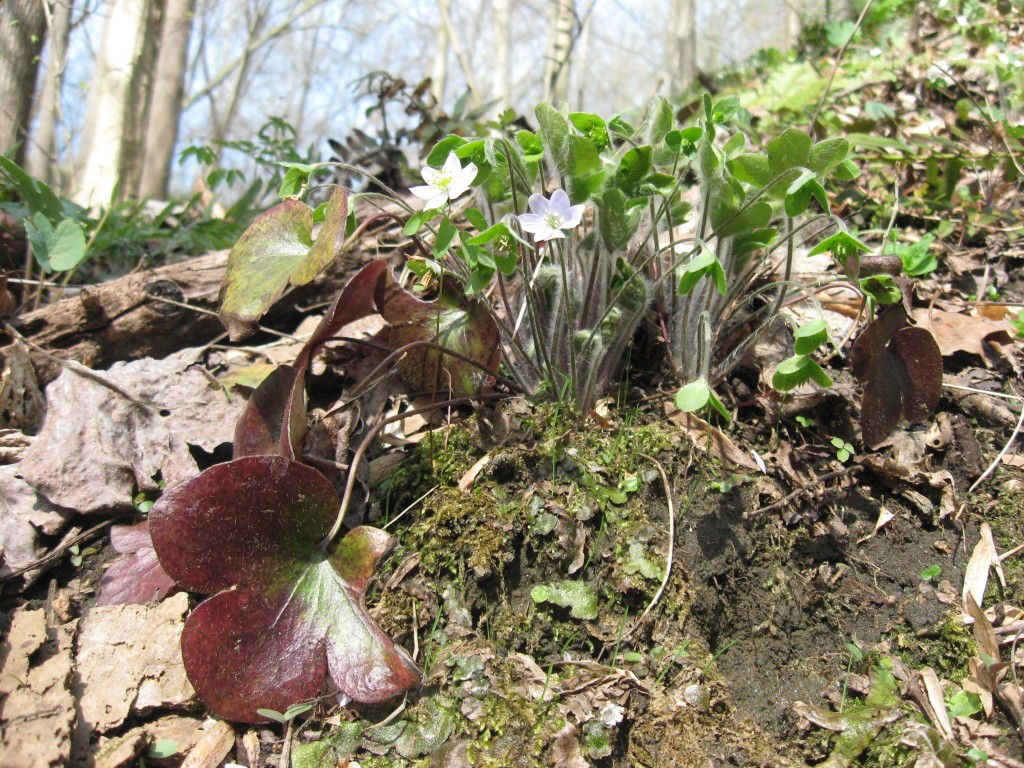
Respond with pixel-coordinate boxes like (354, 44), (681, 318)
(890, 611), (977, 681)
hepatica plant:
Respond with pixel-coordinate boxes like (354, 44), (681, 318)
(146, 93), (944, 723)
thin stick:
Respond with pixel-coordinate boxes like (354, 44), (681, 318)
(745, 465), (863, 519)
(966, 395), (1024, 496)
(0, 519), (115, 582)
(619, 453), (674, 643)
(808, 0), (877, 133)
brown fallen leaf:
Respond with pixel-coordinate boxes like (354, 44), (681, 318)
(0, 465), (73, 579)
(664, 405), (759, 470)
(75, 591), (195, 733)
(17, 348), (246, 514)
(0, 609), (76, 768)
(180, 720), (235, 768)
(912, 308), (1013, 360)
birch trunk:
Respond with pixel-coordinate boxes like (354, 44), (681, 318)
(490, 0), (511, 107)
(668, 0), (697, 96)
(0, 0), (47, 165)
(75, 0), (164, 208)
(139, 0), (196, 199)
(543, 0), (575, 105)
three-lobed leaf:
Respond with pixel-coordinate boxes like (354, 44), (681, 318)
(149, 455), (421, 723)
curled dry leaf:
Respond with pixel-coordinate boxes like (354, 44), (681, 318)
(149, 455), (420, 722)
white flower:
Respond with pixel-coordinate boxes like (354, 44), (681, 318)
(410, 152), (477, 210)
(517, 189), (585, 242)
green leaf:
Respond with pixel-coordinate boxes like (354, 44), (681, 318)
(599, 187), (643, 251)
(219, 189), (350, 340)
(645, 95), (675, 145)
(616, 145), (653, 192)
(860, 275), (903, 305)
(516, 130), (545, 162)
(464, 207), (488, 231)
(728, 153), (774, 188)
(277, 167), (308, 198)
(833, 159), (861, 180)
(808, 230), (871, 275)
(569, 112), (610, 150)
(677, 249), (726, 295)
(47, 219), (88, 271)
(675, 378), (712, 412)
(403, 210), (433, 236)
(425, 136), (468, 167)
(716, 200), (772, 238)
(434, 217), (458, 259)
(711, 95), (741, 123)
(794, 319), (829, 355)
(767, 128), (812, 175)
(808, 137), (849, 175)
(0, 155), (64, 221)
(772, 355), (833, 391)
(946, 690), (982, 718)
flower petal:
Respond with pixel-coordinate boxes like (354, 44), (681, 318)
(548, 189), (572, 217)
(442, 152), (463, 174)
(527, 193), (550, 216)
(563, 203), (586, 230)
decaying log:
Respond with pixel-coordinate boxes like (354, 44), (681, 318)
(4, 250), (332, 384)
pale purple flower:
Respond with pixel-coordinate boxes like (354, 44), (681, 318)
(517, 190), (585, 242)
(410, 152), (477, 210)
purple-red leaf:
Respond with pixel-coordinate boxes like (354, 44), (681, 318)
(148, 455), (420, 723)
(375, 272), (500, 397)
(97, 521), (178, 606)
(851, 305), (942, 446)
(233, 364), (307, 459)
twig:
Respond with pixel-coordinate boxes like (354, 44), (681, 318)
(2, 323), (156, 411)
(145, 293), (306, 343)
(619, 453), (674, 643)
(0, 519), (115, 582)
(745, 464), (863, 518)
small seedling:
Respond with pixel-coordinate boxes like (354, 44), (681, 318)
(920, 564), (941, 582)
(795, 414), (816, 428)
(653, 642), (692, 687)
(883, 233), (936, 277)
(255, 701), (315, 724)
(830, 436), (855, 462)
(69, 544), (97, 568)
(1011, 309), (1024, 338)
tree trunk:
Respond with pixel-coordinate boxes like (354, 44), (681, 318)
(543, 0), (575, 105)
(74, 0), (165, 208)
(490, 0), (511, 107)
(0, 0), (47, 165)
(668, 0), (697, 96)
(26, 0), (73, 187)
(139, 0), (195, 199)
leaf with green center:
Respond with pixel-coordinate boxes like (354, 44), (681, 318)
(615, 145), (653, 193)
(219, 188), (350, 340)
(808, 137), (849, 176)
(860, 274), (903, 305)
(375, 273), (500, 397)
(728, 153), (774, 188)
(808, 230), (872, 277)
(767, 128), (812, 175)
(148, 456), (421, 723)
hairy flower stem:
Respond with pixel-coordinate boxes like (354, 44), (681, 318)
(553, 240), (579, 392)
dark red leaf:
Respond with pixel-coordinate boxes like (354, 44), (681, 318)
(233, 364), (307, 459)
(149, 455), (420, 722)
(96, 521), (178, 606)
(851, 305), (943, 446)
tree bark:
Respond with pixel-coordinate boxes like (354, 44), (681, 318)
(0, 0), (47, 165)
(490, 0), (511, 107)
(74, 0), (165, 208)
(668, 0), (697, 96)
(543, 0), (575, 105)
(139, 0), (196, 199)
(26, 0), (73, 187)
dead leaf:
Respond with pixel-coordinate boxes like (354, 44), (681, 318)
(963, 524), (999, 616)
(75, 591), (195, 733)
(458, 454), (491, 492)
(17, 348), (246, 514)
(1001, 453), (1024, 469)
(907, 668), (954, 741)
(857, 506), (895, 543)
(0, 465), (73, 580)
(0, 339), (45, 433)
(912, 308), (1013, 359)
(0, 609), (76, 768)
(665, 405), (758, 470)
(549, 724), (589, 768)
